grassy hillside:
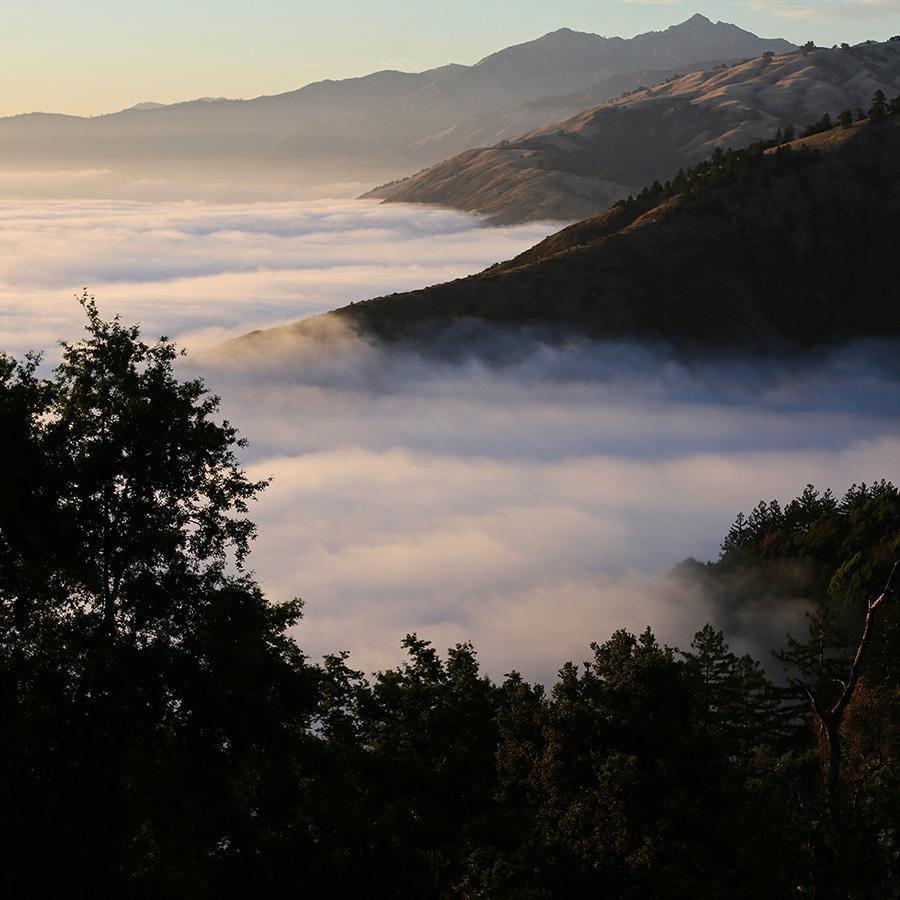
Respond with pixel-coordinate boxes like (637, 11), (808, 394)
(244, 117), (900, 354)
(366, 40), (900, 223)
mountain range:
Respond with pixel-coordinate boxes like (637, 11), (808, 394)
(0, 15), (792, 198)
(366, 38), (900, 222)
(234, 116), (900, 356)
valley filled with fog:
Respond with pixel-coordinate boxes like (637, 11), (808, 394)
(0, 199), (550, 354)
(5, 197), (900, 679)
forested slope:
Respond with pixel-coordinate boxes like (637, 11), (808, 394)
(244, 116), (900, 355)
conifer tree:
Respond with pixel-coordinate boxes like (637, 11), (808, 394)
(869, 89), (888, 121)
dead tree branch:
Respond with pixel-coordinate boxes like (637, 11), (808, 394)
(799, 561), (898, 806)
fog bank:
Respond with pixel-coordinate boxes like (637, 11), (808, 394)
(202, 326), (900, 678)
(0, 198), (551, 357)
(5, 197), (899, 679)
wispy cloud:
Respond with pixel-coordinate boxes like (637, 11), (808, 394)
(746, 0), (899, 21)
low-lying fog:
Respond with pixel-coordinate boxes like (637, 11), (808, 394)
(5, 198), (900, 679)
(0, 198), (551, 356)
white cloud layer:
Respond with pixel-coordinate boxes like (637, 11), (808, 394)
(202, 332), (900, 678)
(5, 197), (900, 680)
(0, 198), (551, 357)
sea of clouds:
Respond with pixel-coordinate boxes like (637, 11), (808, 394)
(209, 331), (900, 678)
(4, 197), (900, 680)
(0, 198), (551, 357)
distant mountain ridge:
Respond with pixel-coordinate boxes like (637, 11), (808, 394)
(366, 39), (900, 223)
(398, 15), (793, 113)
(235, 117), (900, 356)
(0, 15), (793, 199)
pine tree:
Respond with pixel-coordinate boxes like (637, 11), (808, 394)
(869, 89), (888, 121)
(721, 511), (749, 555)
(682, 625), (736, 734)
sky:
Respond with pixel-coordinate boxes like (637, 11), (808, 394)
(3, 1), (900, 117)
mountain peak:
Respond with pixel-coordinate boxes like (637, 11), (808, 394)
(124, 101), (167, 112)
(673, 13), (714, 29)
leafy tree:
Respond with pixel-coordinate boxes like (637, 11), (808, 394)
(310, 635), (505, 896)
(837, 109), (854, 128)
(1, 292), (269, 639)
(0, 297), (318, 897)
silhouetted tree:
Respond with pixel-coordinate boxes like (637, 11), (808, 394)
(804, 112), (834, 136)
(869, 89), (888, 122)
(0, 296), (318, 897)
(3, 306), (900, 899)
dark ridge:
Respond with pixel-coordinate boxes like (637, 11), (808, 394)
(241, 117), (900, 357)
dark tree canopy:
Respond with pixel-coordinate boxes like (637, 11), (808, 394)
(0, 299), (315, 897)
(1, 304), (899, 898)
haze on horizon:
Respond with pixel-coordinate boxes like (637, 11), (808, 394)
(4, 0), (900, 118)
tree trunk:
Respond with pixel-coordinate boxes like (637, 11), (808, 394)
(823, 716), (840, 813)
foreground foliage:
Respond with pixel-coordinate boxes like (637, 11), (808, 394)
(1, 306), (898, 898)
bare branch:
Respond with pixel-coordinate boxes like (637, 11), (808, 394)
(799, 561), (898, 808)
(792, 677), (825, 719)
(831, 560), (898, 721)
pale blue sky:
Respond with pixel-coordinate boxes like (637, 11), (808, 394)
(3, 1), (899, 117)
